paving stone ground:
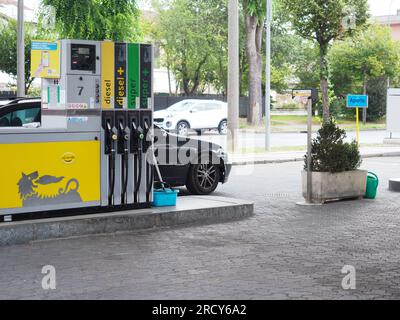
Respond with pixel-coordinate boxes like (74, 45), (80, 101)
(1, 157), (400, 300)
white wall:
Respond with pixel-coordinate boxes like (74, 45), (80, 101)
(387, 88), (400, 133)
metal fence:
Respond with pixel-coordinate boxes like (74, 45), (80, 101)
(0, 91), (16, 99)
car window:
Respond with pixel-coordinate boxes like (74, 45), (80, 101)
(0, 111), (12, 127)
(207, 103), (223, 111)
(13, 108), (41, 125)
(0, 107), (41, 127)
(193, 103), (222, 112)
(192, 103), (209, 112)
(168, 101), (196, 112)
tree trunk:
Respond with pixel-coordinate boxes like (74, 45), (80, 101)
(319, 45), (330, 123)
(167, 63), (172, 95)
(239, 48), (246, 96)
(181, 55), (208, 96)
(245, 14), (263, 125)
(363, 71), (367, 124)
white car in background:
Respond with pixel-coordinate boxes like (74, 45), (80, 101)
(154, 99), (228, 136)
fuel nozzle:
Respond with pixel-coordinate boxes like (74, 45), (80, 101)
(118, 119), (130, 155)
(105, 120), (118, 155)
(131, 119), (144, 154)
(143, 120), (152, 153)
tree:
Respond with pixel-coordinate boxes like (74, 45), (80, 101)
(269, 1), (316, 93)
(329, 24), (400, 120)
(281, 0), (369, 123)
(293, 42), (320, 90)
(42, 0), (141, 42)
(153, 0), (227, 96)
(0, 20), (48, 94)
(242, 0), (265, 125)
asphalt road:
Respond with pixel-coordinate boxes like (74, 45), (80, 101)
(194, 130), (394, 149)
(1, 157), (400, 299)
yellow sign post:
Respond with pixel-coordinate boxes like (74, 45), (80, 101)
(356, 107), (360, 144)
(347, 95), (368, 145)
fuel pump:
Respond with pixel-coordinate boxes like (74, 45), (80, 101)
(0, 40), (154, 222)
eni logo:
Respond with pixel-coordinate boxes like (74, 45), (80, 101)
(62, 152), (76, 164)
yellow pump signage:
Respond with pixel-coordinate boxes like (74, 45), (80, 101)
(0, 140), (100, 210)
(101, 41), (115, 109)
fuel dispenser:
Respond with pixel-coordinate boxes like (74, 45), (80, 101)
(0, 39), (153, 222)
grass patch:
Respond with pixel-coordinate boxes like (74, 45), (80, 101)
(241, 143), (387, 154)
(241, 146), (307, 153)
(239, 116), (386, 132)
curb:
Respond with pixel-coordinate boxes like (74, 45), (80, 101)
(0, 196), (254, 246)
(232, 152), (400, 166)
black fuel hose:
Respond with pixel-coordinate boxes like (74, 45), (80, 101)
(109, 150), (116, 206)
(122, 149), (129, 204)
(134, 151), (143, 197)
(146, 161), (154, 202)
(106, 122), (116, 206)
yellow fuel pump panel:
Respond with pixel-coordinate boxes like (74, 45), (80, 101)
(0, 140), (100, 211)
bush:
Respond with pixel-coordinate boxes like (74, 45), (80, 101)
(305, 120), (362, 173)
(367, 77), (387, 121)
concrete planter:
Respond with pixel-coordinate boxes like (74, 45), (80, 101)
(302, 170), (368, 204)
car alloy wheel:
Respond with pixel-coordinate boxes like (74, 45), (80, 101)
(197, 164), (218, 190)
(177, 121), (189, 136)
(218, 120), (228, 135)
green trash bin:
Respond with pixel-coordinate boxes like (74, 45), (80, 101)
(365, 172), (379, 200)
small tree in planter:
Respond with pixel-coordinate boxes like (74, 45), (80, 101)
(303, 120), (367, 203)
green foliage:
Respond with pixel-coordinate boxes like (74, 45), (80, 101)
(42, 0), (141, 41)
(281, 0), (369, 121)
(150, 0), (319, 96)
(281, 0), (369, 46)
(0, 20), (49, 93)
(366, 77), (388, 121)
(293, 42), (320, 89)
(153, 0), (228, 95)
(305, 120), (362, 173)
(329, 24), (400, 120)
(330, 25), (400, 91)
(267, 1), (314, 92)
(242, 0), (266, 25)
(27, 86), (42, 97)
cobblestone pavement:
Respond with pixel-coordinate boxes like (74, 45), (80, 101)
(1, 157), (400, 300)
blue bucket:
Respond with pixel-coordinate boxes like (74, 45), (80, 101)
(153, 188), (179, 207)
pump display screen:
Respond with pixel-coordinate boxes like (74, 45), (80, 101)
(71, 44), (96, 72)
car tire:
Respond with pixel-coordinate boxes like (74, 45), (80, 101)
(176, 121), (190, 136)
(186, 161), (220, 195)
(218, 120), (228, 135)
